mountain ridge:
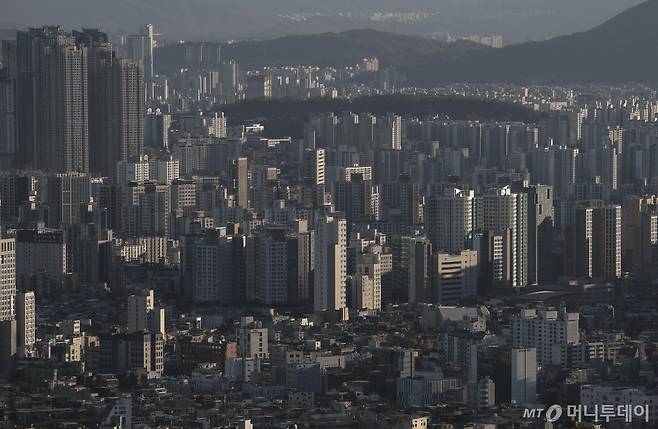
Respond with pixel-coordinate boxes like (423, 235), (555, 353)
(0, 0), (643, 43)
(405, 0), (658, 84)
(214, 0), (658, 85)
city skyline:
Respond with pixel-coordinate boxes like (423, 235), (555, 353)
(1, 4), (658, 429)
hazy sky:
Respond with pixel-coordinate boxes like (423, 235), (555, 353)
(0, 0), (646, 43)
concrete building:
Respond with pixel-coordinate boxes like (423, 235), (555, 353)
(236, 157), (249, 209)
(87, 31), (144, 177)
(220, 60), (240, 102)
(333, 172), (379, 228)
(426, 188), (475, 254)
(0, 174), (31, 224)
(15, 291), (35, 357)
(353, 251), (383, 311)
(0, 69), (17, 170)
(145, 109), (171, 149)
(399, 235), (432, 304)
(513, 183), (554, 284)
(245, 74), (272, 100)
(314, 215), (347, 314)
(511, 347), (537, 405)
(126, 24), (154, 83)
(120, 182), (170, 237)
(15, 27), (89, 172)
(253, 226), (289, 305)
(393, 415), (429, 429)
(15, 229), (66, 287)
(97, 332), (164, 379)
(116, 159), (150, 185)
(479, 186), (528, 288)
(149, 158), (180, 184)
(622, 195), (658, 272)
(127, 289), (165, 335)
(46, 173), (90, 228)
(180, 228), (235, 304)
(433, 250), (479, 305)
(397, 373), (461, 407)
(511, 307), (580, 366)
(236, 316), (269, 360)
(0, 238), (16, 322)
(0, 319), (16, 379)
(580, 385), (658, 420)
(467, 377), (496, 410)
(569, 201), (621, 279)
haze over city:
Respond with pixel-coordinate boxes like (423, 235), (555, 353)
(0, 0), (646, 41)
(0, 1), (658, 428)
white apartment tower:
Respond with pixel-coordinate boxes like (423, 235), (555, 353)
(511, 307), (580, 367)
(314, 215), (347, 313)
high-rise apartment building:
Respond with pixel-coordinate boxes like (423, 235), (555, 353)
(301, 149), (326, 208)
(568, 201), (621, 279)
(220, 60), (239, 102)
(622, 195), (658, 272)
(377, 113), (402, 150)
(513, 183), (554, 285)
(0, 67), (17, 170)
(245, 74), (271, 100)
(333, 173), (379, 229)
(120, 182), (170, 237)
(16, 27), (89, 172)
(15, 291), (35, 358)
(15, 229), (67, 286)
(180, 228), (235, 304)
(353, 251), (383, 311)
(91, 58), (144, 175)
(79, 29), (143, 177)
(479, 186), (528, 289)
(253, 226), (289, 305)
(286, 226), (314, 303)
(314, 215), (347, 313)
(46, 172), (90, 228)
(126, 24), (154, 82)
(426, 188), (475, 254)
(0, 173), (32, 225)
(399, 235), (433, 304)
(0, 238), (16, 322)
(145, 109), (171, 149)
(236, 157), (249, 209)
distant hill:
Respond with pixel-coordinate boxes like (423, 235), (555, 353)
(0, 0), (642, 43)
(221, 29), (484, 68)
(404, 0), (658, 84)
(215, 0), (658, 85)
(212, 95), (542, 138)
